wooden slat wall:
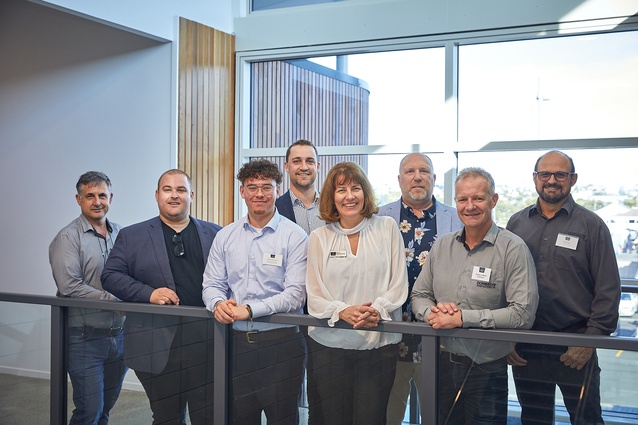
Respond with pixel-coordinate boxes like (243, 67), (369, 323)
(178, 17), (235, 226)
(251, 60), (370, 193)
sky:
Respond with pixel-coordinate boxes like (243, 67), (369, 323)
(309, 31), (638, 198)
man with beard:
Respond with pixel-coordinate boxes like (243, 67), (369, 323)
(275, 139), (324, 233)
(507, 150), (621, 425)
(275, 139), (325, 424)
(102, 169), (221, 425)
(378, 153), (462, 424)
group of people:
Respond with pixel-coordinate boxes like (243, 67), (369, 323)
(49, 142), (620, 425)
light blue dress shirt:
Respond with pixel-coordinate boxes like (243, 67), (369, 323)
(202, 211), (308, 331)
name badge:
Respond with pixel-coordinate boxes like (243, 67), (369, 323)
(556, 233), (579, 250)
(329, 251), (347, 258)
(262, 253), (283, 267)
(471, 266), (492, 282)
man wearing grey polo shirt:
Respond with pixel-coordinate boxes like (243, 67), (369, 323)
(411, 167), (538, 425)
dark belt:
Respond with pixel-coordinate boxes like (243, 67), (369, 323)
(234, 326), (299, 344)
(446, 352), (474, 365)
(76, 326), (123, 337)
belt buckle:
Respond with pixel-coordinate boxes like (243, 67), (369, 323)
(449, 352), (465, 364)
(246, 330), (258, 344)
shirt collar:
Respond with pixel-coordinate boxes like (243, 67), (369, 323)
(529, 194), (575, 218)
(242, 210), (282, 233)
(78, 214), (113, 235)
(456, 221), (499, 249)
(400, 196), (437, 220)
(290, 189), (319, 207)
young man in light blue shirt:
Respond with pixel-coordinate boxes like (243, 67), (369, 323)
(203, 159), (308, 425)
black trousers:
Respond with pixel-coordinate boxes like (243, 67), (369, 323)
(307, 338), (398, 425)
(232, 327), (306, 425)
(135, 319), (214, 425)
(513, 343), (604, 425)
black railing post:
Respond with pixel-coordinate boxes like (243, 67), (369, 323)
(421, 335), (439, 425)
(50, 305), (67, 425)
(213, 319), (231, 425)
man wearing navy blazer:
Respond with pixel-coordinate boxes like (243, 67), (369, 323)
(275, 139), (326, 425)
(378, 153), (463, 425)
(102, 169), (221, 425)
(275, 139), (324, 234)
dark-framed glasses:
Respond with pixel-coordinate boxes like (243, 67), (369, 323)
(534, 171), (574, 182)
(172, 234), (185, 257)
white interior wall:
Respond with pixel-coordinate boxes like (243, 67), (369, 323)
(34, 0), (236, 40)
(0, 0), (172, 383)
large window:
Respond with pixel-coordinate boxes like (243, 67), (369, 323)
(459, 31), (638, 143)
(240, 26), (638, 424)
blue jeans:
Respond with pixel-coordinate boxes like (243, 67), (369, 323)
(438, 352), (508, 425)
(67, 327), (127, 425)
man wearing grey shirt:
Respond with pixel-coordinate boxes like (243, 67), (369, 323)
(411, 167), (538, 425)
(49, 171), (126, 425)
(507, 150), (621, 425)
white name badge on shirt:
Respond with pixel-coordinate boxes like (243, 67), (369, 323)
(472, 266), (492, 282)
(556, 233), (579, 250)
(262, 253), (283, 267)
(329, 251), (347, 258)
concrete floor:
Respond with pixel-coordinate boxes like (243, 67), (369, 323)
(0, 373), (151, 425)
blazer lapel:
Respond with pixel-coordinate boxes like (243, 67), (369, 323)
(149, 218), (176, 289)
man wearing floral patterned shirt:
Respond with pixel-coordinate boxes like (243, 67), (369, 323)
(378, 153), (463, 424)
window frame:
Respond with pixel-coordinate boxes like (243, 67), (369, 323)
(234, 17), (638, 287)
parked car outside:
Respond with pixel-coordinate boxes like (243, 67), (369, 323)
(618, 292), (638, 317)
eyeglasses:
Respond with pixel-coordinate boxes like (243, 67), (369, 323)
(244, 184), (275, 195)
(172, 234), (184, 257)
(534, 171), (574, 182)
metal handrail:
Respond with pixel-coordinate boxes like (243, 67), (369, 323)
(2, 291), (638, 424)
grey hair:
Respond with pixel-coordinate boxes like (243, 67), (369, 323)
(455, 167), (495, 198)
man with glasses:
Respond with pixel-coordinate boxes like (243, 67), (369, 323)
(203, 159), (308, 424)
(102, 169), (221, 425)
(49, 171), (126, 425)
(507, 150), (621, 425)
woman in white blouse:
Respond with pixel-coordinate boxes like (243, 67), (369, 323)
(306, 161), (408, 425)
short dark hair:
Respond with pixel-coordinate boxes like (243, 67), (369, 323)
(534, 150), (576, 173)
(319, 162), (378, 223)
(285, 139), (318, 162)
(76, 171), (112, 194)
(236, 159), (283, 185)
(157, 169), (192, 191)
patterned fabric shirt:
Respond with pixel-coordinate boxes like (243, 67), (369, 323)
(398, 198), (438, 363)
